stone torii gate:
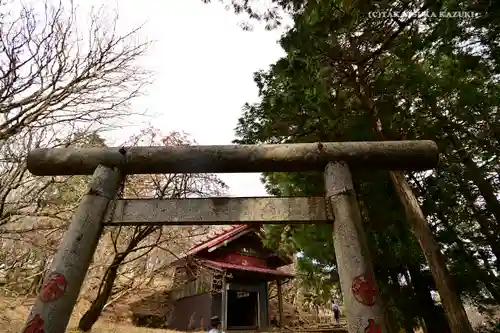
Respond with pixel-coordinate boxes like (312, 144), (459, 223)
(22, 140), (438, 333)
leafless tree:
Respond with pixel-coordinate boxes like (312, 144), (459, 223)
(0, 0), (150, 141)
(0, 130), (109, 298)
(77, 128), (228, 332)
(0, 0), (151, 223)
(0, 0), (150, 308)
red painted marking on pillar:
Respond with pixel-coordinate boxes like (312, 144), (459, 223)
(351, 274), (377, 306)
(23, 314), (45, 333)
(364, 319), (382, 333)
(39, 272), (67, 303)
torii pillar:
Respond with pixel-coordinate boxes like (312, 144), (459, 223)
(325, 162), (386, 333)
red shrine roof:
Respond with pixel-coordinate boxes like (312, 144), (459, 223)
(186, 224), (249, 256)
(180, 224), (293, 279)
(202, 259), (294, 278)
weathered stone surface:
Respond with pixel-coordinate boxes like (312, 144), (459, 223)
(27, 140), (439, 176)
(21, 165), (122, 333)
(325, 162), (388, 333)
(106, 197), (332, 225)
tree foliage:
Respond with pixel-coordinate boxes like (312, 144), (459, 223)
(213, 0), (500, 331)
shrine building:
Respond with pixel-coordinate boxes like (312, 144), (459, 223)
(167, 224), (293, 332)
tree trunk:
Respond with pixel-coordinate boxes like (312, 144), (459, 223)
(407, 265), (451, 333)
(425, 186), (500, 302)
(77, 254), (125, 332)
(383, 305), (400, 333)
(410, 173), (500, 301)
(356, 86), (473, 333)
(390, 171), (472, 333)
(78, 226), (153, 331)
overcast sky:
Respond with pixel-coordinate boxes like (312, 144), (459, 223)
(70, 0), (289, 197)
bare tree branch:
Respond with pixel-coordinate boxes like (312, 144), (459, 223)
(76, 128), (228, 331)
(0, 0), (151, 140)
(0, 0), (151, 302)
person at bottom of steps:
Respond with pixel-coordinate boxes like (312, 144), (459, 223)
(208, 316), (224, 333)
(332, 301), (341, 325)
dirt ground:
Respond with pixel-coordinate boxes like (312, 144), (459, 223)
(0, 296), (198, 333)
(7, 294), (463, 333)
(0, 295), (339, 333)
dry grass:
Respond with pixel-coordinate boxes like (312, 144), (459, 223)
(0, 296), (200, 333)
(71, 323), (200, 333)
(1, 295), (350, 333)
(0, 295), (292, 333)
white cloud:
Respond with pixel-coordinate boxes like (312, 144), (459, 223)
(71, 0), (288, 197)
